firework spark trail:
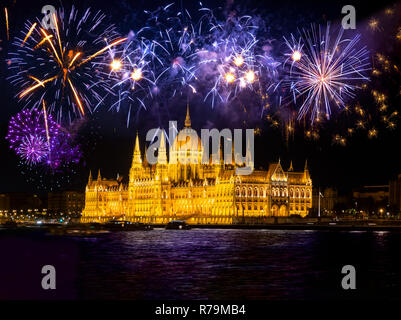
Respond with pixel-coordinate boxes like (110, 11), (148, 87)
(8, 6), (124, 122)
(68, 78), (85, 116)
(5, 7), (9, 40)
(21, 22), (37, 47)
(77, 37), (127, 67)
(42, 100), (50, 149)
(283, 24), (370, 123)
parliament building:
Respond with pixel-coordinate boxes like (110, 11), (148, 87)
(81, 108), (312, 224)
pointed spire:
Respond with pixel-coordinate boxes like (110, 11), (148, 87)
(157, 130), (167, 164)
(97, 169), (101, 181)
(133, 131), (142, 164)
(88, 170), (92, 184)
(184, 103), (191, 127)
(289, 161), (293, 171)
(303, 159), (310, 181)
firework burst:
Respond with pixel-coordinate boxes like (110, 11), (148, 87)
(97, 3), (208, 125)
(98, 32), (156, 122)
(8, 6), (126, 122)
(6, 109), (81, 169)
(145, 3), (202, 97)
(18, 134), (49, 165)
(198, 9), (278, 107)
(283, 23), (370, 124)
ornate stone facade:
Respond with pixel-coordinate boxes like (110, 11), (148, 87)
(82, 108), (312, 224)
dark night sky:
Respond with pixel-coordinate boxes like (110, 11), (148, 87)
(0, 0), (400, 195)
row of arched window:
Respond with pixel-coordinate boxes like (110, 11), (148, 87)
(235, 187), (266, 198)
(234, 186), (311, 199)
(289, 188), (311, 199)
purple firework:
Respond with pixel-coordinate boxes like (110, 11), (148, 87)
(45, 128), (81, 169)
(6, 109), (81, 169)
(19, 134), (49, 165)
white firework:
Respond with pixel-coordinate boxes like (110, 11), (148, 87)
(285, 23), (370, 123)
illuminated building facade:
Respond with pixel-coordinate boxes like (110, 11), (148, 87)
(82, 108), (312, 224)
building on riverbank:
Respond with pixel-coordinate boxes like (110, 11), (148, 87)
(0, 192), (43, 216)
(48, 191), (85, 217)
(81, 108), (313, 224)
(390, 174), (401, 213)
(352, 185), (389, 215)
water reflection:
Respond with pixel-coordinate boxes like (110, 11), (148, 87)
(71, 229), (401, 300)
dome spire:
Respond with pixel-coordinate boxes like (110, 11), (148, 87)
(184, 103), (191, 127)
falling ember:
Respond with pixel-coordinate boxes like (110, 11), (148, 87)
(291, 50), (302, 62)
(333, 134), (346, 146)
(131, 68), (143, 81)
(385, 8), (394, 15)
(396, 28), (401, 41)
(368, 128), (378, 138)
(368, 18), (379, 31)
(225, 72), (235, 83)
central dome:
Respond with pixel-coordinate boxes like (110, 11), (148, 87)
(172, 127), (203, 152)
(170, 105), (203, 163)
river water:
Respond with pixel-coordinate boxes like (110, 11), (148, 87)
(1, 228), (401, 300)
